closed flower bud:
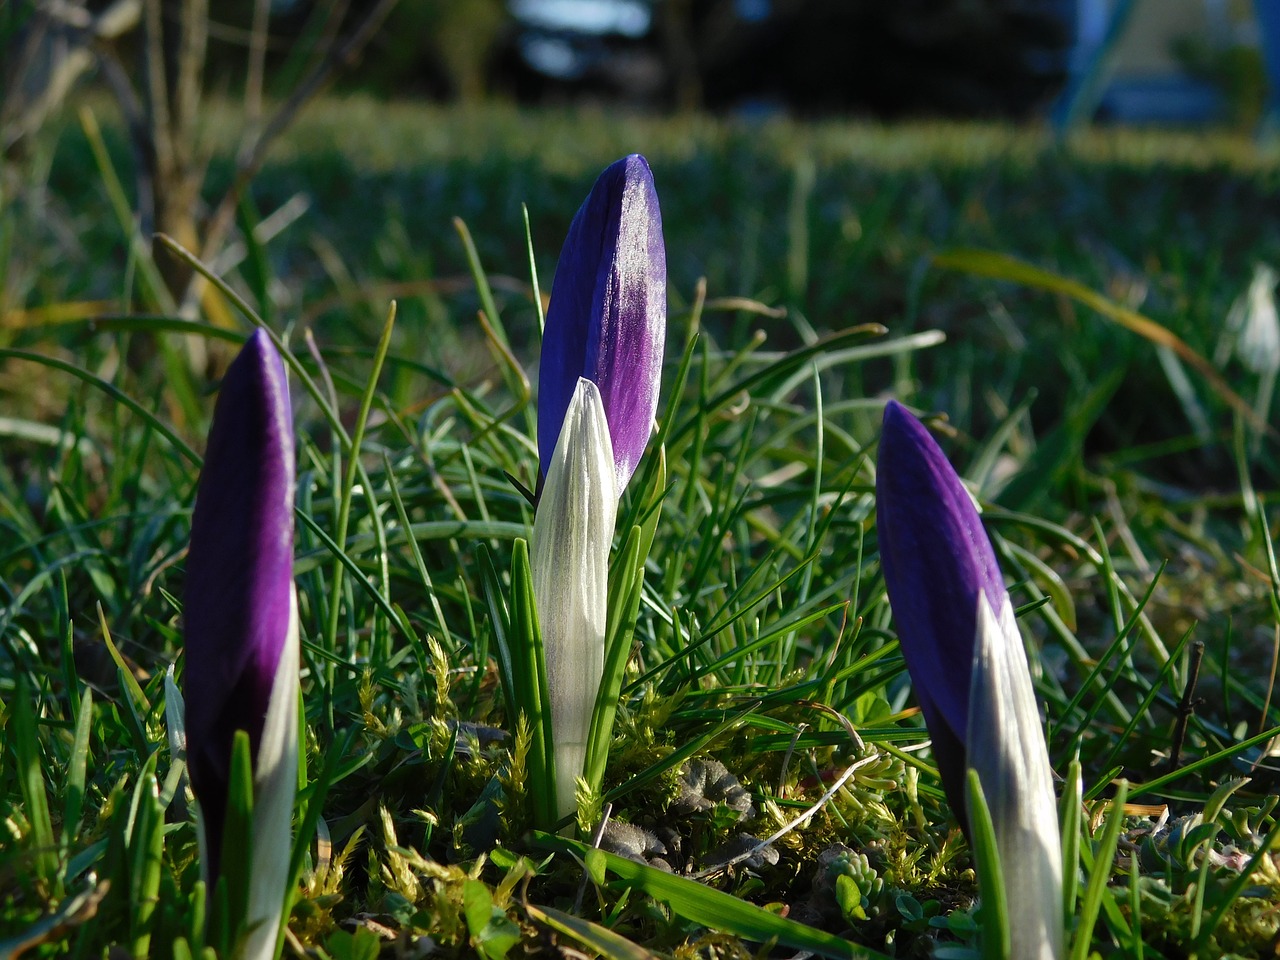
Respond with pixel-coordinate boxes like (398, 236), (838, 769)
(184, 329), (299, 960)
(876, 400), (1062, 960)
(531, 377), (618, 819)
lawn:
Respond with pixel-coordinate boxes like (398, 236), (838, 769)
(4, 98), (1280, 958)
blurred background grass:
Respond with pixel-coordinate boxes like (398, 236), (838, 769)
(15, 97), (1280, 492)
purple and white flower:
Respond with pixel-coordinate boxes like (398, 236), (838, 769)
(184, 328), (298, 960)
(532, 155), (666, 818)
(876, 400), (1062, 960)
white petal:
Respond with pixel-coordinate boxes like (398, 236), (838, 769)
(243, 585), (300, 960)
(1241, 264), (1280, 374)
(968, 594), (1064, 960)
(532, 378), (618, 819)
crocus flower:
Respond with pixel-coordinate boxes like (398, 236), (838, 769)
(876, 400), (1062, 960)
(532, 377), (618, 819)
(184, 328), (298, 960)
(1228, 263), (1280, 375)
(529, 155), (665, 820)
(538, 153), (666, 494)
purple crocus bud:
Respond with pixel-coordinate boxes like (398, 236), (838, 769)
(538, 154), (666, 494)
(184, 328), (298, 960)
(876, 400), (1062, 960)
(875, 400), (1006, 817)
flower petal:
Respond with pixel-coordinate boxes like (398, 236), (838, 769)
(531, 378), (618, 818)
(539, 154), (666, 492)
(242, 587), (300, 960)
(967, 593), (1063, 960)
(875, 400), (1005, 751)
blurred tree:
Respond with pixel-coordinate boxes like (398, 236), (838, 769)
(2, 0), (402, 312)
(354, 0), (508, 101)
(139, 0), (209, 295)
(498, 0), (1067, 116)
(432, 0), (507, 102)
(689, 0), (1069, 117)
(661, 0), (702, 111)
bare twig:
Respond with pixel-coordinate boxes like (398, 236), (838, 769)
(1, 0), (141, 153)
(572, 802), (612, 914)
(244, 0), (270, 126)
(175, 0), (208, 156)
(141, 0), (172, 189)
(178, 0), (402, 315)
(94, 49), (154, 230)
(692, 754), (880, 880)
(1169, 640), (1206, 772)
(695, 700), (869, 880)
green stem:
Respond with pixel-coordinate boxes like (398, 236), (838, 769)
(324, 303), (397, 708)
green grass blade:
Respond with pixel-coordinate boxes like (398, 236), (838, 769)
(129, 766), (164, 957)
(479, 543), (519, 726)
(522, 203), (546, 337)
(1069, 780), (1128, 960)
(324, 301), (396, 675)
(218, 731), (256, 954)
(933, 248), (1270, 435)
(966, 770), (1010, 960)
(584, 525), (643, 797)
(63, 688), (94, 845)
(526, 903), (659, 960)
(11, 674), (58, 883)
(1059, 758), (1083, 923)
(510, 537), (557, 830)
(0, 350), (199, 465)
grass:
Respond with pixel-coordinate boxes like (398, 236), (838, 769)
(4, 98), (1280, 957)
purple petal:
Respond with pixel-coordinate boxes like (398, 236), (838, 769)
(539, 154), (666, 491)
(875, 400), (1007, 822)
(183, 328), (295, 879)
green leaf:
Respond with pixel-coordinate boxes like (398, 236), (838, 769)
(63, 688), (94, 844)
(1060, 759), (1083, 922)
(510, 538), (557, 829)
(479, 544), (519, 729)
(584, 524), (644, 797)
(463, 879), (496, 940)
(218, 730), (256, 953)
(128, 764), (164, 957)
(463, 879), (521, 960)
(1069, 780), (1128, 960)
(325, 927), (382, 960)
(966, 770), (1009, 960)
(10, 673), (58, 883)
(533, 833), (892, 960)
(526, 902), (660, 960)
(98, 602), (152, 716)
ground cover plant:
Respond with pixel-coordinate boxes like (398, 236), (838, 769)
(5, 100), (1280, 958)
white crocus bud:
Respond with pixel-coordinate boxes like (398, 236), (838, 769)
(532, 377), (618, 820)
(1231, 264), (1280, 375)
(242, 587), (299, 960)
(967, 594), (1064, 960)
